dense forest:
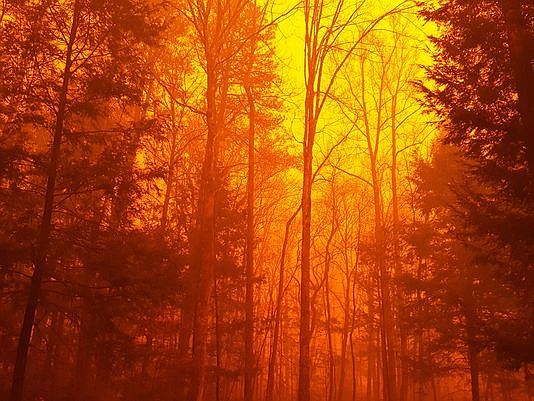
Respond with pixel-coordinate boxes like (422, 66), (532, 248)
(0, 1), (532, 401)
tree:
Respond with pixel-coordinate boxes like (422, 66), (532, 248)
(181, 1), (247, 399)
(299, 2), (408, 400)
(0, 1), (162, 400)
(238, 6), (281, 399)
(421, 0), (533, 179)
(406, 144), (521, 401)
(3, 1), (530, 401)
(420, 0), (534, 368)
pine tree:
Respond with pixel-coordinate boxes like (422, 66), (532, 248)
(420, 0), (534, 368)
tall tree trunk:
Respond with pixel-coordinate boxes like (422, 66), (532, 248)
(265, 206), (300, 401)
(366, 291), (372, 401)
(390, 91), (408, 401)
(360, 52), (396, 401)
(370, 105), (394, 401)
(73, 305), (94, 401)
(10, 3), (80, 400)
(299, 138), (313, 401)
(338, 254), (352, 401)
(467, 342), (481, 401)
(366, 286), (377, 401)
(323, 203), (337, 401)
(244, 84), (256, 401)
(44, 311), (63, 396)
(466, 302), (481, 401)
(188, 55), (218, 401)
(299, 79), (316, 401)
(177, 291), (194, 398)
(161, 99), (178, 230)
(350, 330), (357, 401)
(214, 273), (222, 401)
(346, 221), (361, 401)
(299, 18), (319, 395)
(416, 256), (425, 401)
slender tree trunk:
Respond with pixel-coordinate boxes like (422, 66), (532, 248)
(176, 292), (194, 399)
(73, 307), (93, 401)
(467, 343), (481, 401)
(366, 285), (378, 401)
(44, 311), (63, 396)
(466, 301), (481, 401)
(161, 99), (178, 230)
(370, 126), (394, 401)
(360, 51), (396, 401)
(10, 4), (80, 401)
(244, 84), (256, 401)
(390, 91), (408, 401)
(323, 204), (337, 401)
(375, 324), (381, 401)
(299, 35), (318, 400)
(299, 133), (313, 401)
(347, 222), (361, 401)
(414, 252), (426, 401)
(338, 256), (352, 401)
(214, 273), (222, 401)
(338, 309), (349, 401)
(266, 206), (300, 401)
(299, 1), (323, 397)
(350, 330), (357, 401)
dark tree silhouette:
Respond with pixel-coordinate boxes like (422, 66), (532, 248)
(420, 0), (534, 369)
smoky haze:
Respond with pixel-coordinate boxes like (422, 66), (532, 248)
(0, 1), (532, 401)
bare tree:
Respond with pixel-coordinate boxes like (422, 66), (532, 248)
(299, 2), (409, 400)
